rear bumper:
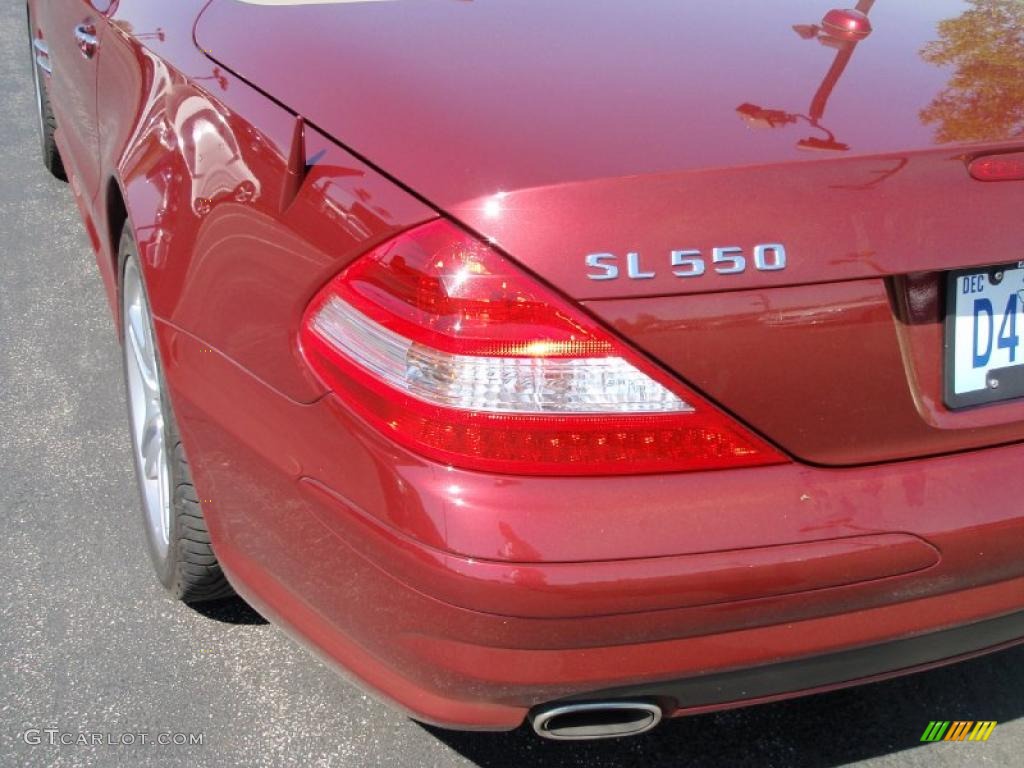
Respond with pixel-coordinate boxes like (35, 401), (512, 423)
(215, 457), (1024, 731)
(217, 516), (1024, 730)
(163, 324), (1024, 730)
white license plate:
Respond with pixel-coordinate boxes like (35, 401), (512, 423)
(946, 264), (1024, 408)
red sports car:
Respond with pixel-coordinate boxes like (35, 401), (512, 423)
(28, 0), (1024, 740)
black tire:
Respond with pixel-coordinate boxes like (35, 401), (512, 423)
(27, 11), (66, 181)
(119, 226), (234, 602)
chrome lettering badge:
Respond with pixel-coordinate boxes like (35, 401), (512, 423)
(586, 245), (787, 280)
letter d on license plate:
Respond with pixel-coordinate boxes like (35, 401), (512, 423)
(946, 264), (1024, 409)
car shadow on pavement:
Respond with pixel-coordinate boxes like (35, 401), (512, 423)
(187, 596), (268, 625)
(423, 644), (1024, 767)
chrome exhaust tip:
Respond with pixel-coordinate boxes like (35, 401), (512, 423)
(530, 701), (663, 741)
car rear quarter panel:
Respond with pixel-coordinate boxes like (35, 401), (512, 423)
(82, 0), (444, 549)
(93, 0), (436, 405)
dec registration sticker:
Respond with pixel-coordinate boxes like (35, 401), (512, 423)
(946, 264), (1024, 409)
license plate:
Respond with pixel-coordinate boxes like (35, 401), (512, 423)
(946, 264), (1024, 409)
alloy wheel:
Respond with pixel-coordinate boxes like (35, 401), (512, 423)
(122, 259), (171, 558)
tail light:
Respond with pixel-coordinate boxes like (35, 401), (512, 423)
(969, 151), (1024, 182)
(299, 220), (786, 475)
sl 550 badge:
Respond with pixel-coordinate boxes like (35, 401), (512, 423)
(585, 244), (787, 281)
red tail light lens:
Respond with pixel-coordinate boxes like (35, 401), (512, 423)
(300, 220), (786, 475)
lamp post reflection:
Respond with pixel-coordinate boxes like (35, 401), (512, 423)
(737, 1), (876, 152)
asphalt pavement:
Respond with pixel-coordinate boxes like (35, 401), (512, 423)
(1, 3), (1021, 767)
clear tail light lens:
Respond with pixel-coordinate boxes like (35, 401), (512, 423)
(300, 220), (786, 475)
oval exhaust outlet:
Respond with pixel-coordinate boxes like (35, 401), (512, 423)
(531, 701), (663, 741)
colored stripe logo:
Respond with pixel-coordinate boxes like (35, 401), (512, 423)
(920, 721), (997, 742)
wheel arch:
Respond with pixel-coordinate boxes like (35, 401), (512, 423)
(102, 173), (132, 338)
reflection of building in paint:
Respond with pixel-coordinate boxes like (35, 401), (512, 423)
(117, 46), (178, 267)
(123, 47), (173, 155)
(171, 94), (260, 216)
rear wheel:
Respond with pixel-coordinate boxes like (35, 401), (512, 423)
(27, 12), (66, 181)
(120, 227), (233, 602)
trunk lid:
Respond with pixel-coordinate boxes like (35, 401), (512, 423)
(197, 0), (1024, 464)
(196, 0), (1024, 296)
